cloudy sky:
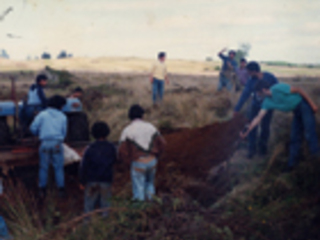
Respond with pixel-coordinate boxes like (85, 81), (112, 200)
(0, 0), (319, 63)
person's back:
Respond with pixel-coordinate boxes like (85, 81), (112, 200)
(80, 121), (116, 215)
(31, 108), (67, 141)
(30, 95), (67, 198)
(80, 140), (116, 185)
(118, 105), (165, 201)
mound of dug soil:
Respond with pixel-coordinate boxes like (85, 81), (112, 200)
(160, 115), (246, 179)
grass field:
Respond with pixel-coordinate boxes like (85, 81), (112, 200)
(0, 58), (320, 239)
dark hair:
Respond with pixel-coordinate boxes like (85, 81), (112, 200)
(254, 80), (272, 92)
(128, 104), (145, 120)
(73, 87), (83, 93)
(240, 58), (247, 63)
(91, 121), (110, 139)
(228, 50), (236, 56)
(158, 52), (166, 59)
(36, 74), (48, 84)
(47, 95), (67, 109)
(246, 61), (261, 72)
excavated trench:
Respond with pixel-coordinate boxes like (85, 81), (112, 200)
(3, 115), (246, 210)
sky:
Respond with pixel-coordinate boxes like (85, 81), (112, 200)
(0, 0), (319, 63)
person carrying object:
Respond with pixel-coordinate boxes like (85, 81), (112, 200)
(217, 48), (238, 92)
(118, 104), (166, 201)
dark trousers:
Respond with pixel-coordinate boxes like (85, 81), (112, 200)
(248, 103), (273, 155)
(289, 100), (319, 167)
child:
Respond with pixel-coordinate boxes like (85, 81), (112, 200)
(234, 61), (278, 158)
(118, 105), (166, 201)
(240, 80), (319, 170)
(80, 121), (116, 215)
(217, 48), (238, 92)
(30, 95), (67, 198)
(150, 52), (169, 106)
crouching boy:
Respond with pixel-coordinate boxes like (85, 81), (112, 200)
(118, 105), (166, 201)
(80, 122), (116, 215)
(30, 95), (67, 197)
(240, 81), (319, 170)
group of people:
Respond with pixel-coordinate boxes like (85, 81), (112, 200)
(22, 74), (165, 214)
(217, 48), (319, 171)
(21, 49), (319, 216)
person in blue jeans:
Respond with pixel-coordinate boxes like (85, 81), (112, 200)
(150, 52), (169, 106)
(30, 95), (67, 198)
(240, 81), (319, 170)
(217, 48), (238, 92)
(118, 105), (166, 201)
(80, 121), (116, 215)
(234, 61), (278, 158)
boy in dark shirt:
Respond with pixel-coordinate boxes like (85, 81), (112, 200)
(80, 121), (116, 215)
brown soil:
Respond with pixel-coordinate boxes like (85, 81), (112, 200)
(2, 115), (246, 213)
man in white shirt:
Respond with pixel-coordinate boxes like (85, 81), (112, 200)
(150, 52), (169, 106)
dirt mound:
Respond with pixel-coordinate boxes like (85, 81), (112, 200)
(159, 115), (246, 179)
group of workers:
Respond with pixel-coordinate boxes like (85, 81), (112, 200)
(18, 49), (319, 216)
(215, 48), (319, 172)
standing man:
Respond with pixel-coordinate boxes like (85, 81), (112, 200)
(217, 48), (238, 91)
(118, 104), (166, 201)
(150, 52), (169, 106)
(30, 95), (67, 198)
(21, 74), (48, 133)
(240, 81), (319, 170)
(234, 61), (278, 158)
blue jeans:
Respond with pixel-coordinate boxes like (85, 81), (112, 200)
(289, 100), (319, 167)
(217, 73), (232, 91)
(152, 78), (165, 104)
(131, 159), (157, 201)
(84, 182), (111, 216)
(248, 103), (273, 155)
(39, 140), (64, 188)
(0, 216), (10, 239)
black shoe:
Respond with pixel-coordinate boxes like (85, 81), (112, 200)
(39, 187), (47, 199)
(58, 187), (66, 198)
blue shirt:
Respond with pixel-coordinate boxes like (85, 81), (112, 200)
(234, 72), (279, 112)
(219, 53), (238, 72)
(30, 108), (67, 141)
(27, 84), (47, 107)
(262, 83), (302, 112)
(80, 141), (117, 184)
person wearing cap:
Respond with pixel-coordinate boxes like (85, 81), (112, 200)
(240, 80), (319, 171)
(234, 61), (278, 158)
(217, 48), (238, 91)
(118, 104), (166, 201)
(150, 52), (169, 106)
